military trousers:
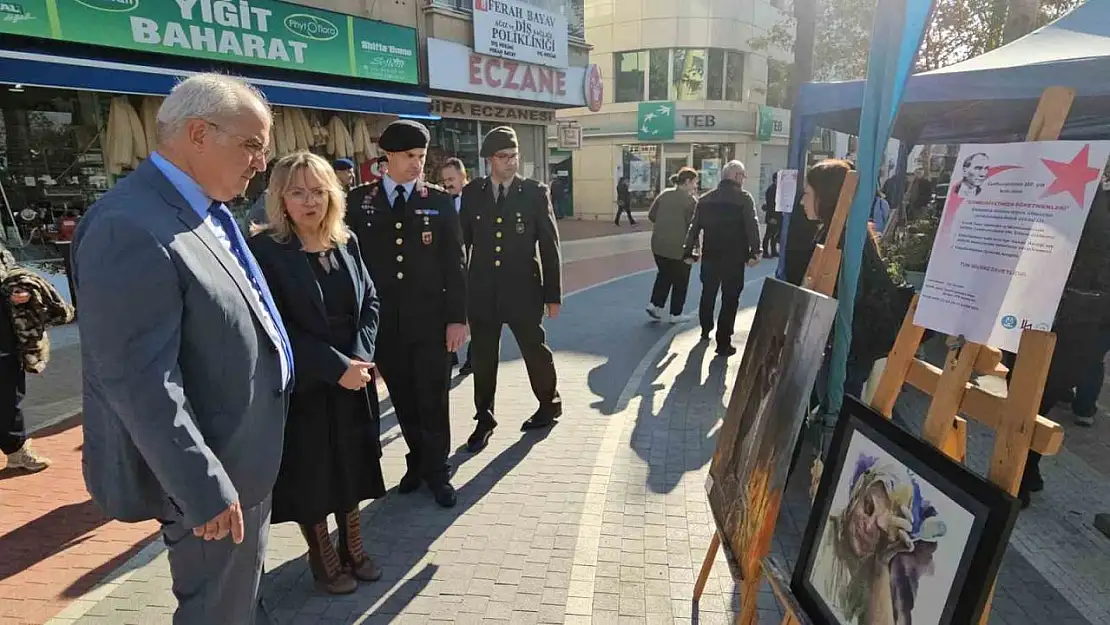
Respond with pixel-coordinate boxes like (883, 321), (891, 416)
(471, 317), (561, 426)
(376, 336), (452, 485)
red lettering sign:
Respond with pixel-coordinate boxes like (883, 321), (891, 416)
(466, 53), (568, 97)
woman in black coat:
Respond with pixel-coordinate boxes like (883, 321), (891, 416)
(248, 151), (385, 595)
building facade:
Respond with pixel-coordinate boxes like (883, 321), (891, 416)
(555, 0), (792, 219)
(421, 0), (594, 184)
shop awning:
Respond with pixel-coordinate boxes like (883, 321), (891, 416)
(0, 50), (431, 118)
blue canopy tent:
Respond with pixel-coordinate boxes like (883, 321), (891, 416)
(778, 0), (1110, 280)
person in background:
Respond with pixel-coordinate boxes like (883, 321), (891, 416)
(907, 168), (933, 220)
(1, 243), (68, 473)
(1010, 184), (1110, 508)
(73, 74), (292, 623)
(333, 158), (356, 192)
(345, 120), (467, 509)
(615, 177), (635, 225)
(459, 126), (563, 453)
(870, 182), (892, 237)
(441, 157), (473, 375)
(550, 176), (566, 220)
(646, 167), (698, 324)
(801, 159), (912, 402)
(683, 160), (761, 357)
(248, 152), (385, 594)
(762, 175), (781, 258)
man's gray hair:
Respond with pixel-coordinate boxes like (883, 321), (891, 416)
(722, 160), (747, 182)
(156, 73), (269, 144)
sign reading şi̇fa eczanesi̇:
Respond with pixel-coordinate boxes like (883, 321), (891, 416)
(0, 0), (419, 84)
(472, 0), (568, 69)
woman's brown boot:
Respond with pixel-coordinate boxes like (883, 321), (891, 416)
(300, 522), (358, 595)
(337, 509), (383, 582)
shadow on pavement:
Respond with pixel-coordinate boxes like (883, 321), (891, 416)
(0, 500), (108, 583)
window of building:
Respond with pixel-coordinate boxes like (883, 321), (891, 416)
(614, 51), (648, 103)
(671, 49), (706, 101)
(766, 59), (791, 108)
(693, 143), (736, 191)
(725, 51), (745, 102)
(648, 49), (670, 101)
(706, 49), (726, 101)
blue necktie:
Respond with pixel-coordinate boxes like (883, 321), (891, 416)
(207, 202), (294, 382)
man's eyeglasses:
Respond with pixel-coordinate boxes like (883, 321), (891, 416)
(205, 120), (271, 161)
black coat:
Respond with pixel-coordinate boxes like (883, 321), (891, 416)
(460, 175), (563, 323)
(247, 230), (385, 524)
(346, 179), (467, 345)
(683, 180), (761, 266)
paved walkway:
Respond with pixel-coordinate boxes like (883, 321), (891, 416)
(19, 265), (1108, 625)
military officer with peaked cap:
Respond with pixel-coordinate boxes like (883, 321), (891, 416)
(459, 125), (563, 453)
(346, 119), (467, 508)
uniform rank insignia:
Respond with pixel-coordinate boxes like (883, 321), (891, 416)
(422, 231), (433, 245)
(515, 222), (525, 234)
(419, 186), (429, 198)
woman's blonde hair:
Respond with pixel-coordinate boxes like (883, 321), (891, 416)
(253, 151), (350, 247)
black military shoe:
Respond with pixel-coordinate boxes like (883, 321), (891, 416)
(521, 405), (562, 431)
(716, 344), (737, 357)
(429, 482), (457, 508)
(397, 472), (422, 494)
(467, 421), (495, 453)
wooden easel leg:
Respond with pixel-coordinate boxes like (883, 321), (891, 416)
(694, 531), (721, 601)
(736, 574), (761, 625)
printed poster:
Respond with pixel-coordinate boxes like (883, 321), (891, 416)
(628, 160), (652, 192)
(914, 141), (1110, 352)
(776, 169), (798, 214)
(701, 159), (721, 189)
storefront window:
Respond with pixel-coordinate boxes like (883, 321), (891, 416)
(621, 144), (660, 210)
(671, 49), (706, 101)
(693, 143), (735, 191)
(1, 87), (106, 260)
(426, 118), (481, 184)
(725, 51), (745, 102)
(615, 51), (648, 103)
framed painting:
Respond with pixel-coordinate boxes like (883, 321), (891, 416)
(792, 396), (1020, 625)
(706, 278), (837, 578)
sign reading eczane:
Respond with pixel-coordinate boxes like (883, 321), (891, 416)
(472, 0), (568, 69)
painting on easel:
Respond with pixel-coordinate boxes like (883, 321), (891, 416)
(706, 277), (837, 577)
(793, 396), (1020, 625)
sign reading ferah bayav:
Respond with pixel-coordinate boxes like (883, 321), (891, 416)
(637, 102), (675, 140)
(0, 0), (419, 84)
(473, 0), (568, 69)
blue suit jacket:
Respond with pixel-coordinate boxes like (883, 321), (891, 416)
(73, 159), (288, 527)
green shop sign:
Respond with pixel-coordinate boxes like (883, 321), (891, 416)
(0, 0), (419, 85)
(637, 101), (675, 141)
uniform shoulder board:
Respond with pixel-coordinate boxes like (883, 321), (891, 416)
(422, 182), (449, 196)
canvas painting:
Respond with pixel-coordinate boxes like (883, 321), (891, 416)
(794, 397), (1020, 625)
(706, 278), (837, 577)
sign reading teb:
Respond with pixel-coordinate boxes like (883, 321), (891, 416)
(473, 0), (568, 69)
(637, 102), (675, 141)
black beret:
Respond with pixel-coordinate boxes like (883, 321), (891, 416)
(378, 120), (429, 152)
(481, 126), (519, 158)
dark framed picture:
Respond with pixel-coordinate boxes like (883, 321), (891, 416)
(792, 396), (1020, 625)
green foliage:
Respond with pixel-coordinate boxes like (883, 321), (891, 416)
(753, 0), (1085, 81)
(882, 214), (940, 276)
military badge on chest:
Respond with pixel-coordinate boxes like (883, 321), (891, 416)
(515, 211), (525, 235)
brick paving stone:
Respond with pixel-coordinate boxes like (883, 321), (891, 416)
(25, 261), (1110, 625)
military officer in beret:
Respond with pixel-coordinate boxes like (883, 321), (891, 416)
(459, 126), (563, 453)
(346, 120), (468, 508)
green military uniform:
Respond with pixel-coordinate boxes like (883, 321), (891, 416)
(459, 127), (562, 449)
(345, 121), (466, 506)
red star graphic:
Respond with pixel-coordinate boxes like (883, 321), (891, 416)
(1041, 144), (1102, 206)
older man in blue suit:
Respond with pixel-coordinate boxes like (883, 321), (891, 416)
(73, 74), (292, 624)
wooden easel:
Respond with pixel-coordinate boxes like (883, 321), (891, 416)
(765, 85), (1074, 625)
(691, 171), (857, 625)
